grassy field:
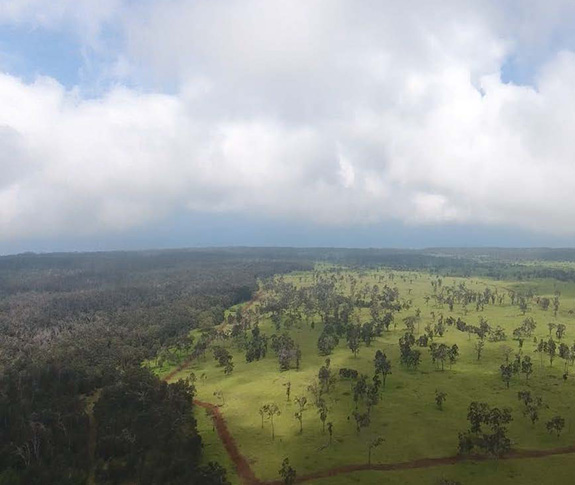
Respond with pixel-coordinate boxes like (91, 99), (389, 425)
(308, 454), (575, 484)
(160, 267), (575, 484)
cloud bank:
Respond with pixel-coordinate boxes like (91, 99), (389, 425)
(2, 0), (575, 242)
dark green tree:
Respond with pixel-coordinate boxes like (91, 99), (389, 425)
(374, 350), (392, 387)
(500, 363), (513, 388)
(347, 324), (361, 358)
(317, 332), (339, 355)
(279, 458), (296, 485)
(546, 416), (565, 436)
(521, 356), (533, 381)
(435, 390), (447, 410)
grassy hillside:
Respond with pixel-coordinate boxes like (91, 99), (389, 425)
(161, 266), (575, 484)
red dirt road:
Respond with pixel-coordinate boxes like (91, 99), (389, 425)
(264, 445), (575, 484)
(193, 399), (575, 485)
(162, 355), (197, 382)
(162, 295), (263, 484)
(195, 400), (261, 485)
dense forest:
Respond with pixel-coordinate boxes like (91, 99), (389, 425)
(0, 249), (310, 484)
(2, 246), (575, 484)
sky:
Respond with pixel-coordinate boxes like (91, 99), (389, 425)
(2, 1), (575, 254)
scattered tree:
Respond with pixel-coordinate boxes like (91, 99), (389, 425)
(548, 322), (557, 337)
(547, 338), (557, 367)
(475, 339), (485, 361)
(435, 390), (447, 410)
(262, 403), (281, 440)
(500, 363), (513, 388)
(317, 332), (339, 355)
(368, 437), (384, 465)
(458, 402), (512, 457)
(279, 458), (296, 485)
(283, 381), (291, 402)
(546, 416), (565, 437)
(353, 374), (368, 409)
(351, 410), (371, 433)
(317, 399), (329, 433)
(517, 390), (546, 425)
(430, 343), (449, 371)
(246, 325), (268, 362)
(347, 324), (361, 358)
(318, 359), (335, 393)
(553, 296), (561, 318)
(374, 350), (392, 387)
(294, 396), (308, 434)
(521, 356), (534, 381)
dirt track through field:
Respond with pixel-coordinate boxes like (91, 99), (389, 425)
(164, 295), (575, 484)
(195, 400), (261, 484)
(193, 399), (575, 485)
(162, 295), (262, 484)
(263, 445), (575, 484)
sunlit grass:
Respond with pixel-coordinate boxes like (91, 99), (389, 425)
(162, 268), (575, 483)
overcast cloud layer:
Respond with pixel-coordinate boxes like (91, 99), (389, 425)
(2, 0), (575, 244)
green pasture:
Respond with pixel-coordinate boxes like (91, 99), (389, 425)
(161, 268), (575, 484)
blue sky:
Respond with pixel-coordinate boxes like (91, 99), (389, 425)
(0, 27), (81, 85)
(2, 1), (575, 254)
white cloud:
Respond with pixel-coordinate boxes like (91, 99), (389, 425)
(2, 1), (575, 241)
(0, 0), (121, 37)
